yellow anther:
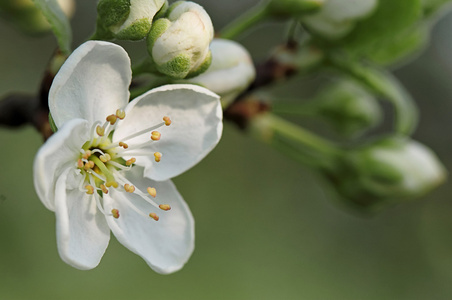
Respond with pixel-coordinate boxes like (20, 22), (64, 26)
(77, 159), (84, 168)
(100, 153), (111, 163)
(126, 158), (136, 166)
(105, 181), (119, 188)
(96, 125), (105, 136)
(149, 212), (159, 221)
(159, 204), (171, 211)
(100, 184), (108, 194)
(163, 116), (172, 126)
(119, 142), (128, 149)
(116, 109), (126, 120)
(106, 114), (117, 125)
(154, 152), (162, 162)
(151, 131), (161, 141)
(111, 209), (120, 219)
(85, 185), (94, 195)
(82, 150), (92, 160)
(147, 187), (157, 198)
(124, 183), (135, 193)
(84, 160), (95, 171)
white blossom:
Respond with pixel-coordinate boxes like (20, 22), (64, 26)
(33, 41), (223, 273)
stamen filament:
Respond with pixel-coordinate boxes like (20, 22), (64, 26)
(91, 149), (106, 156)
(87, 170), (106, 182)
(88, 175), (107, 215)
(78, 175), (87, 192)
(122, 197), (150, 218)
(103, 122), (165, 150)
(94, 193), (107, 215)
(115, 172), (160, 209)
(113, 141), (155, 154)
(107, 160), (132, 170)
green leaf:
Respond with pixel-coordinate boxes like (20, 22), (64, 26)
(328, 55), (418, 135)
(422, 0), (452, 17)
(340, 0), (423, 64)
(366, 25), (428, 65)
(48, 113), (58, 132)
(33, 0), (72, 54)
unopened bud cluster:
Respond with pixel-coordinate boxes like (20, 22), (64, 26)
(326, 136), (446, 210)
(146, 1), (214, 79)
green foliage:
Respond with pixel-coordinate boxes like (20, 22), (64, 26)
(367, 25), (428, 65)
(339, 0), (422, 64)
(266, 0), (323, 17)
(329, 56), (418, 135)
(33, 0), (72, 54)
(422, 0), (452, 17)
(314, 80), (382, 137)
(48, 113), (58, 132)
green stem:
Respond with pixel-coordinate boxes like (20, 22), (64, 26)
(249, 113), (340, 170)
(271, 101), (318, 116)
(327, 55), (418, 135)
(220, 2), (269, 39)
(269, 114), (338, 156)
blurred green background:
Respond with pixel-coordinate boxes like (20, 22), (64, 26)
(2, 1), (452, 299)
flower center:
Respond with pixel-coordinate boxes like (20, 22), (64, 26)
(76, 109), (172, 221)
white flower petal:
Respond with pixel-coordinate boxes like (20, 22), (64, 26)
(103, 167), (194, 274)
(33, 118), (90, 211)
(49, 41), (132, 128)
(54, 167), (111, 270)
(113, 84), (222, 181)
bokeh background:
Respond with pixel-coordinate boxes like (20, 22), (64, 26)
(1, 1), (452, 299)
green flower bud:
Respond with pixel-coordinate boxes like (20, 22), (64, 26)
(266, 0), (324, 18)
(146, 1), (214, 79)
(0, 0), (75, 35)
(183, 39), (255, 107)
(326, 136), (446, 211)
(96, 0), (166, 41)
(315, 80), (382, 137)
(302, 0), (377, 40)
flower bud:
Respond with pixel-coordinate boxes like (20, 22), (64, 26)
(146, 1), (214, 79)
(301, 0), (377, 40)
(0, 0), (75, 34)
(183, 39), (255, 107)
(96, 0), (166, 41)
(266, 0), (324, 18)
(325, 136), (446, 211)
(314, 80), (381, 137)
